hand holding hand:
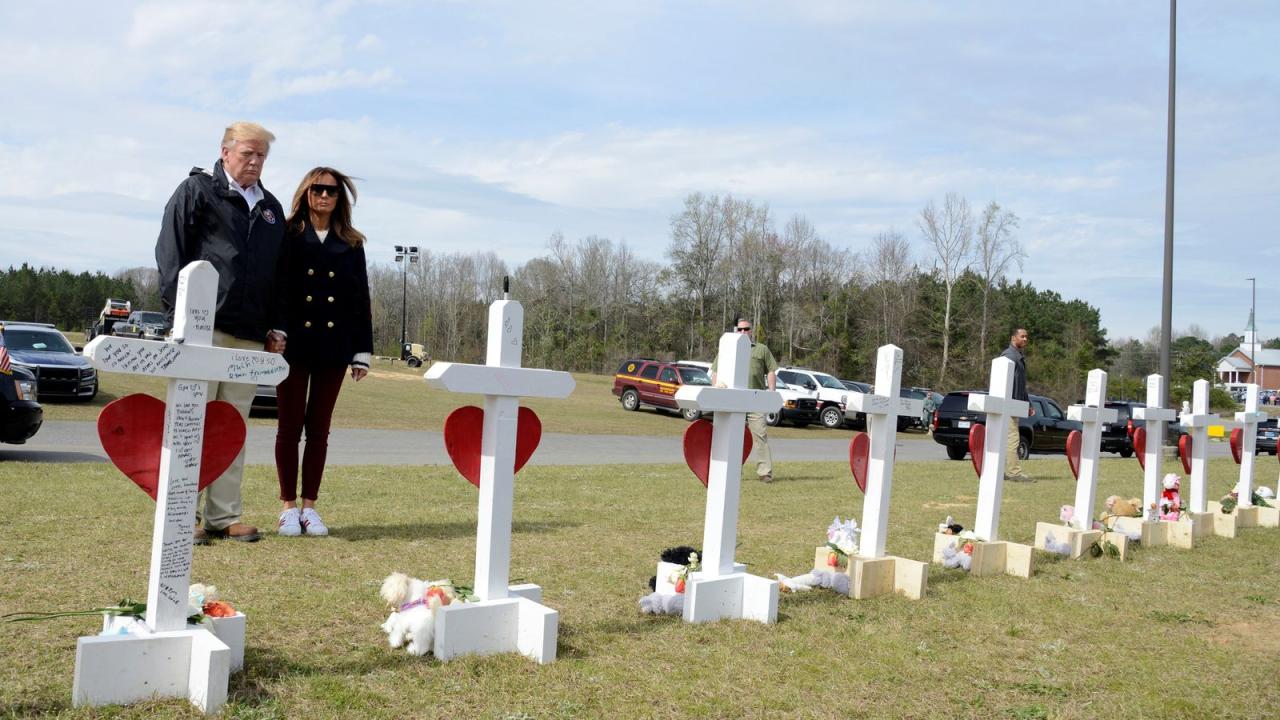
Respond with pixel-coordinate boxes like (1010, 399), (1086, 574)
(351, 366), (368, 382)
(265, 331), (286, 354)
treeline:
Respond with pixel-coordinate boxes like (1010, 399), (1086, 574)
(370, 192), (1111, 405)
(0, 265), (143, 331)
(6, 190), (1200, 407)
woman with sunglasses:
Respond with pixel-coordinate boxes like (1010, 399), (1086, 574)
(274, 167), (373, 537)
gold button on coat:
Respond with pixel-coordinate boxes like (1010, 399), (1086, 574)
(307, 269), (314, 276)
(327, 296), (334, 302)
(326, 321), (334, 328)
(328, 271), (335, 278)
(305, 295), (312, 302)
(304, 321), (312, 328)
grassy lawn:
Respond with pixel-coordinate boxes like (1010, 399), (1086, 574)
(41, 353), (921, 441)
(2, 456), (1278, 719)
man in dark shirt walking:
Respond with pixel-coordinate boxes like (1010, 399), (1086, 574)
(1000, 327), (1032, 481)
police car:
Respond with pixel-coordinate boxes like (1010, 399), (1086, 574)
(0, 321), (98, 401)
(0, 343), (42, 444)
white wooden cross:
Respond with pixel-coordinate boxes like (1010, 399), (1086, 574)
(847, 344), (921, 557)
(423, 294), (574, 662)
(970, 356), (1030, 542)
(1132, 374), (1177, 520)
(673, 332), (782, 623)
(1066, 369), (1118, 530)
(1234, 383), (1266, 507)
(1180, 379), (1224, 514)
(75, 261), (289, 713)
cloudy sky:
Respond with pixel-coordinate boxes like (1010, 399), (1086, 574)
(1, 1), (1276, 341)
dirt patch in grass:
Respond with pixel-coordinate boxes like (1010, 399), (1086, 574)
(1211, 622), (1280, 654)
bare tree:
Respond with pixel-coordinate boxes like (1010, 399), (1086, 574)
(867, 230), (914, 346)
(668, 193), (727, 355)
(974, 201), (1024, 360)
(918, 193), (973, 386)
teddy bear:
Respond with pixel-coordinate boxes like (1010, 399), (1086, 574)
(1158, 473), (1182, 521)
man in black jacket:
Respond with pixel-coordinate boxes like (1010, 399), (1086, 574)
(999, 327), (1032, 481)
(156, 121), (287, 545)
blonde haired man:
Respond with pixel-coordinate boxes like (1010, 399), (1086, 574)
(156, 121), (288, 545)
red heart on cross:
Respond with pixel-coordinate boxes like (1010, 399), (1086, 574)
(1229, 427), (1243, 465)
(1178, 434), (1193, 475)
(97, 393), (245, 501)
(849, 431), (870, 492)
(682, 418), (753, 488)
(1133, 426), (1147, 471)
(968, 424), (986, 478)
(443, 405), (542, 487)
(1066, 429), (1083, 480)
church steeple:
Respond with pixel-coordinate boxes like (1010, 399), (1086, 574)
(1243, 309), (1259, 357)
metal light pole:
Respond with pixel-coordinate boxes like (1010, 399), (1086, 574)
(394, 245), (420, 356)
(1158, 0), (1177, 407)
(1248, 276), (1257, 384)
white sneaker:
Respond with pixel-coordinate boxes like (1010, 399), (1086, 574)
(278, 507), (302, 536)
(300, 507), (329, 536)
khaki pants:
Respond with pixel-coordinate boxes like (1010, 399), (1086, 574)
(198, 330), (261, 530)
(747, 412), (773, 479)
(1006, 420), (1025, 478)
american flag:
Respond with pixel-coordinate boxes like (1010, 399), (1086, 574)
(0, 346), (10, 375)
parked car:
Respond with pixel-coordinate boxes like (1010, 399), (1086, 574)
(931, 390), (1081, 461)
(899, 387), (935, 432)
(251, 384), (278, 415)
(1258, 419), (1278, 456)
(776, 368), (851, 429)
(768, 380), (820, 427)
(0, 322), (97, 401)
(678, 359), (818, 427)
(1, 364), (42, 444)
(1101, 401), (1140, 458)
(839, 379), (871, 430)
(613, 359), (713, 421)
(112, 310), (170, 341)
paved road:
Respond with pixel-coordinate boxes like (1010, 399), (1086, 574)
(1, 420), (1235, 466)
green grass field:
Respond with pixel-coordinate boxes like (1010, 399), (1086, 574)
(3, 456), (1279, 719)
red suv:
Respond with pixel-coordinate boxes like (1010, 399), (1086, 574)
(612, 359), (712, 421)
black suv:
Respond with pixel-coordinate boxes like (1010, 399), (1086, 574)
(932, 390), (1081, 461)
(1100, 401), (1140, 457)
(0, 322), (98, 401)
(1258, 418), (1278, 456)
(1, 364), (42, 444)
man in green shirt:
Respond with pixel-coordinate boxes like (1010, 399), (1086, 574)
(711, 317), (779, 483)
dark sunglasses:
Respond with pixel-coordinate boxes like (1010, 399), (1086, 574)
(309, 183), (340, 197)
(735, 326), (752, 333)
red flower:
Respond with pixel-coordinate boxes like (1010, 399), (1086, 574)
(202, 600), (236, 618)
(425, 587), (452, 606)
(962, 543), (974, 555)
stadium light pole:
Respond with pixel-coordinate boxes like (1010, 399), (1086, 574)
(1158, 0), (1176, 407)
(1248, 276), (1256, 384)
(394, 245), (420, 356)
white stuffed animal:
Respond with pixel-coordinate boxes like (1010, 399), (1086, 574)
(379, 572), (456, 656)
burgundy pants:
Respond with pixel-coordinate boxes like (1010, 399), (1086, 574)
(275, 362), (346, 502)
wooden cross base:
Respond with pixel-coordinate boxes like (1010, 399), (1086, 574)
(73, 614), (245, 714)
(1205, 502), (1260, 539)
(1253, 506), (1280, 528)
(1182, 511), (1214, 540)
(1110, 517), (1173, 548)
(433, 585), (557, 664)
(1033, 522), (1102, 559)
(931, 534), (1035, 578)
(811, 548), (927, 600)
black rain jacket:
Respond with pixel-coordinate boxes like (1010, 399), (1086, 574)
(155, 160), (287, 341)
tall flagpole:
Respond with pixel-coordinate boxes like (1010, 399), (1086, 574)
(1159, 0), (1176, 406)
